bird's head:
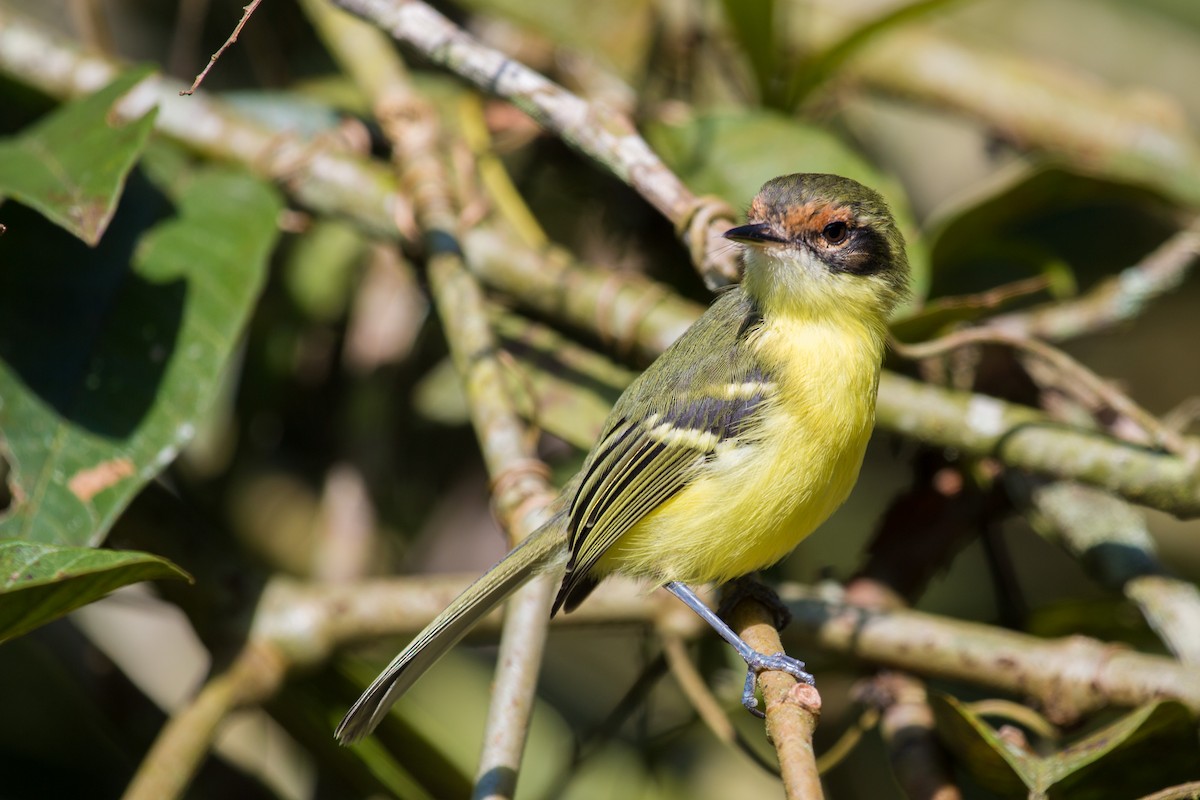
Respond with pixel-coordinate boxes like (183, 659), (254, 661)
(725, 173), (909, 324)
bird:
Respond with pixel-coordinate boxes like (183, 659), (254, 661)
(336, 172), (909, 744)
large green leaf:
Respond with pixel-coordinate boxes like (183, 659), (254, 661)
(0, 68), (157, 245)
(0, 540), (190, 643)
(0, 167), (281, 545)
(933, 694), (1200, 798)
(647, 108), (930, 300)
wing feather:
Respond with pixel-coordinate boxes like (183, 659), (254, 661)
(552, 289), (777, 614)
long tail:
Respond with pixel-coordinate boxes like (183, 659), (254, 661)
(335, 511), (570, 744)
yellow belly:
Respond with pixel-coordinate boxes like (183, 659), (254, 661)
(595, 317), (881, 585)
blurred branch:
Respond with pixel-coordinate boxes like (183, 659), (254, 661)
(1016, 479), (1200, 665)
(464, 226), (703, 363)
(329, 0), (742, 288)
(893, 327), (1189, 454)
(780, 584), (1200, 725)
(876, 372), (1200, 518)
(726, 598), (825, 800)
(862, 672), (961, 800)
(1139, 781), (1200, 800)
(847, 25), (1200, 205)
(302, 3), (560, 793)
(660, 632), (779, 775)
(122, 641), (288, 800)
(989, 221), (1200, 341)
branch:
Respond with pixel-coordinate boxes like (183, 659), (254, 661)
(179, 0), (264, 95)
(846, 25), (1200, 206)
(876, 372), (1200, 518)
(893, 327), (1189, 454)
(989, 221), (1200, 341)
(726, 598), (824, 800)
(306, 2), (561, 787)
(1016, 479), (1200, 664)
(780, 584), (1200, 725)
(463, 226), (704, 364)
(121, 641), (288, 800)
(329, 0), (740, 288)
(865, 672), (961, 800)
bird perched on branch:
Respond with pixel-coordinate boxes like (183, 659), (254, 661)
(337, 172), (909, 744)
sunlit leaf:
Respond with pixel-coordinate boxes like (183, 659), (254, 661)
(0, 540), (189, 643)
(0, 168), (281, 545)
(0, 68), (157, 245)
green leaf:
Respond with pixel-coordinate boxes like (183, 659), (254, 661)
(0, 167), (281, 545)
(718, 0), (777, 104)
(781, 0), (961, 108)
(454, 0), (653, 79)
(933, 694), (1200, 798)
(0, 540), (190, 643)
(647, 108), (930, 300)
(0, 68), (157, 245)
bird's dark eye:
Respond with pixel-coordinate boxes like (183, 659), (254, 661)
(822, 221), (849, 245)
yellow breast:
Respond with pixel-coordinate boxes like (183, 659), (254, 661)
(596, 313), (885, 585)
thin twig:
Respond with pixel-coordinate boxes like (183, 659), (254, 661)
(179, 0), (264, 95)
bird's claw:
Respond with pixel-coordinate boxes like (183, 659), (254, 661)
(739, 652), (814, 717)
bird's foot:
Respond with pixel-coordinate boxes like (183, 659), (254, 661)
(740, 651), (814, 718)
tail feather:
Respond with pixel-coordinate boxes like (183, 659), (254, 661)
(336, 513), (568, 744)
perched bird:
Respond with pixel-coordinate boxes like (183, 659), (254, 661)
(337, 173), (909, 744)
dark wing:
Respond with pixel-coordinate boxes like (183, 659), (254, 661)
(553, 288), (771, 613)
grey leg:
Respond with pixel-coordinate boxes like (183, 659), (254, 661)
(664, 581), (814, 716)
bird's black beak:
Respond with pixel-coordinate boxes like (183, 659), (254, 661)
(723, 222), (786, 245)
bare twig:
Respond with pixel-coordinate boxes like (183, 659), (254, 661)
(726, 598), (825, 800)
(179, 0), (264, 95)
(330, 0), (741, 288)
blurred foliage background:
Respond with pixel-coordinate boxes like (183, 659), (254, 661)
(1, 0), (1200, 798)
